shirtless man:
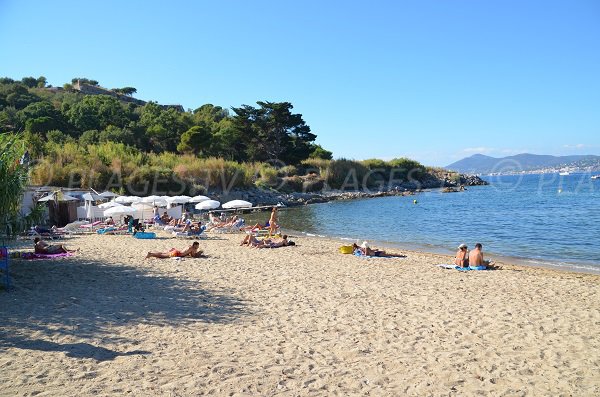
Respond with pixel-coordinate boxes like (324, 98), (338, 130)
(33, 237), (77, 254)
(454, 243), (469, 267)
(145, 241), (203, 259)
(468, 243), (490, 267)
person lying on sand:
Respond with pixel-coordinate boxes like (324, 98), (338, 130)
(33, 237), (78, 254)
(145, 241), (204, 259)
(240, 234), (295, 248)
(206, 215), (240, 231)
(240, 234), (262, 247)
(353, 242), (404, 258)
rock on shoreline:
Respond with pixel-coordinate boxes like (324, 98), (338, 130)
(210, 174), (488, 208)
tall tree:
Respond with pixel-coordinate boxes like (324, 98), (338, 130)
(231, 101), (316, 164)
(177, 124), (212, 155)
(65, 95), (128, 134)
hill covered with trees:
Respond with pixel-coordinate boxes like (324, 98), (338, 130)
(0, 75), (475, 197)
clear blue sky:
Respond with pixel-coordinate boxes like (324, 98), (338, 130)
(1, 0), (599, 166)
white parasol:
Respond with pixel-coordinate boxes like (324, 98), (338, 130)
(195, 200), (221, 210)
(98, 201), (123, 209)
(222, 200), (253, 209)
(189, 195), (211, 203)
(103, 206), (137, 217)
(99, 191), (119, 198)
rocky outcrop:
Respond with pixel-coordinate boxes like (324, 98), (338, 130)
(207, 173), (487, 208)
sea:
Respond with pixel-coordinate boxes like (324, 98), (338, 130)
(256, 173), (600, 274)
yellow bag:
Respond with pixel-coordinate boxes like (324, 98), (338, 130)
(339, 245), (354, 254)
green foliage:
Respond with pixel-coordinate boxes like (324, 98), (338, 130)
(79, 130), (100, 146)
(177, 124), (211, 155)
(277, 165), (298, 177)
(324, 159), (371, 190)
(72, 78), (99, 86)
(99, 125), (135, 146)
(113, 87), (137, 96)
(388, 157), (425, 181)
(309, 144), (333, 160)
(65, 95), (129, 133)
(46, 129), (71, 144)
(231, 101), (316, 164)
(0, 134), (29, 237)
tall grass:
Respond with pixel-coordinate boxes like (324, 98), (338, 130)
(0, 134), (29, 237)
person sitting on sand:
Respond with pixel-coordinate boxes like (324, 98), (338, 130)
(353, 241), (403, 257)
(145, 241), (204, 259)
(468, 243), (491, 267)
(455, 243), (469, 268)
(160, 211), (172, 224)
(33, 237), (77, 254)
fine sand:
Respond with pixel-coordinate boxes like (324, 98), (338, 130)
(1, 231), (599, 396)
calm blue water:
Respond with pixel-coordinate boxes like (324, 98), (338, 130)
(274, 173), (600, 273)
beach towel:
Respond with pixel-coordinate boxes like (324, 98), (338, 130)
(437, 264), (488, 271)
(353, 250), (393, 259)
(21, 252), (75, 260)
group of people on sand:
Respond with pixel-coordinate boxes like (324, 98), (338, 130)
(240, 234), (294, 248)
(454, 242), (491, 268)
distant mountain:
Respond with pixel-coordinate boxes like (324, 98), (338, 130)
(446, 153), (600, 174)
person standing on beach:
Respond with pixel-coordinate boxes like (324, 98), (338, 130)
(468, 243), (488, 267)
(454, 244), (469, 267)
(268, 207), (279, 235)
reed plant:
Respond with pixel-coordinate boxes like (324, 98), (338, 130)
(0, 134), (29, 237)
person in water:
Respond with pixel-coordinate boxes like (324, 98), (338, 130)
(454, 243), (469, 267)
(145, 241), (203, 259)
(468, 243), (491, 267)
(33, 237), (77, 254)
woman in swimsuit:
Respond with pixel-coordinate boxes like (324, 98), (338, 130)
(33, 238), (77, 254)
(145, 241), (203, 259)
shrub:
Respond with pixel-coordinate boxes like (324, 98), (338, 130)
(323, 158), (371, 190)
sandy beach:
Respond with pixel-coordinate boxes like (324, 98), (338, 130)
(1, 230), (599, 396)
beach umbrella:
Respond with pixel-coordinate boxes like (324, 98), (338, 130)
(114, 195), (129, 204)
(141, 195), (168, 206)
(189, 195), (211, 203)
(222, 199), (252, 209)
(103, 206), (137, 217)
(195, 200), (221, 210)
(82, 192), (102, 202)
(98, 201), (123, 209)
(99, 191), (119, 198)
(132, 202), (155, 221)
(38, 192), (79, 202)
(166, 195), (191, 204)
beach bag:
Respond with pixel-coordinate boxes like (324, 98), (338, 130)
(339, 245), (354, 254)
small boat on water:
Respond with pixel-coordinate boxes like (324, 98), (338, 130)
(592, 175), (600, 180)
(559, 171), (570, 176)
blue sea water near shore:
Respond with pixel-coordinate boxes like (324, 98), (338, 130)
(274, 173), (600, 274)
